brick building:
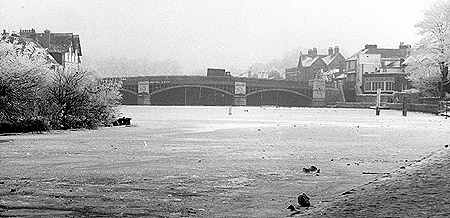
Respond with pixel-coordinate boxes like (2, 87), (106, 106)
(286, 46), (346, 82)
(345, 43), (411, 94)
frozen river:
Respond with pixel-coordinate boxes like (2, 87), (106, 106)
(1, 106), (450, 217)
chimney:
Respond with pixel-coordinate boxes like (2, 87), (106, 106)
(2, 29), (6, 35)
(307, 49), (313, 56)
(298, 52), (303, 68)
(19, 29), (36, 39)
(334, 46), (339, 54)
(399, 42), (411, 49)
(328, 47), (334, 56)
(312, 48), (318, 56)
(44, 29), (51, 48)
(364, 44), (377, 49)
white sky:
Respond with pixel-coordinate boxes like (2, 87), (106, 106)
(0, 0), (431, 74)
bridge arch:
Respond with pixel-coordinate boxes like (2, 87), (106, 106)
(150, 85), (234, 96)
(119, 88), (138, 96)
(119, 89), (139, 105)
(245, 88), (312, 101)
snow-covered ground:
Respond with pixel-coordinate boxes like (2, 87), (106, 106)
(1, 106), (449, 217)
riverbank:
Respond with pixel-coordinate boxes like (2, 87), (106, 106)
(301, 147), (449, 217)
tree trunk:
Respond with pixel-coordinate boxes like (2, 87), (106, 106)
(440, 62), (449, 99)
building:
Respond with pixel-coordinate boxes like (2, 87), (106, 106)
(240, 69), (282, 80)
(1, 30), (60, 68)
(345, 43), (411, 94)
(267, 70), (283, 80)
(207, 68), (231, 77)
(18, 29), (82, 71)
(286, 46), (346, 83)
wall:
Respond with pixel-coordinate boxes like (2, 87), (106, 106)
(325, 88), (343, 105)
(385, 103), (439, 114)
(355, 94), (393, 103)
(335, 102), (374, 108)
(334, 102), (439, 114)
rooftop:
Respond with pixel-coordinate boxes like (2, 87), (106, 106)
(19, 29), (82, 56)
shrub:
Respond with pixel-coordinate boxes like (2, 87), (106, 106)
(42, 70), (121, 129)
(0, 40), (49, 123)
(0, 118), (49, 133)
(1, 35), (121, 132)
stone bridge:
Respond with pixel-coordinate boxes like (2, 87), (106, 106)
(106, 76), (327, 107)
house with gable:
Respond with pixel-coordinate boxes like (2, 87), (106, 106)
(345, 43), (411, 95)
(1, 29), (61, 68)
(285, 46), (346, 83)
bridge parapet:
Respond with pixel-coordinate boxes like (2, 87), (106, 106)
(312, 79), (326, 107)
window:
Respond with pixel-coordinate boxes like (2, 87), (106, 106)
(347, 61), (356, 70)
(385, 81), (394, 91)
(392, 61), (400, 67)
(372, 81), (384, 91)
(401, 83), (408, 91)
(365, 81), (394, 92)
(364, 82), (372, 91)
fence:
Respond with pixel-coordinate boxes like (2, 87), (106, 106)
(438, 101), (450, 117)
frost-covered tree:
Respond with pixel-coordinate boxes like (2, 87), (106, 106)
(1, 33), (121, 132)
(43, 70), (122, 129)
(406, 0), (450, 97)
(0, 36), (50, 123)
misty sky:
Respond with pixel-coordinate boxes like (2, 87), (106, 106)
(0, 0), (431, 75)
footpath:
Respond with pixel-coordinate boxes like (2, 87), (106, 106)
(302, 147), (449, 217)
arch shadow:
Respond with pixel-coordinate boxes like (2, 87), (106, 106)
(119, 89), (138, 105)
(150, 85), (234, 96)
(119, 89), (138, 96)
(245, 88), (312, 101)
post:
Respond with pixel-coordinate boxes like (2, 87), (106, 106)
(375, 89), (381, 116)
(402, 94), (408, 117)
(184, 87), (187, 106)
(199, 87), (202, 105)
(260, 92), (263, 106)
(276, 91), (279, 107)
(440, 62), (448, 99)
(446, 100), (448, 119)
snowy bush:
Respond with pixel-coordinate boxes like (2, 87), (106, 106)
(0, 39), (49, 123)
(0, 37), (121, 132)
(43, 70), (121, 129)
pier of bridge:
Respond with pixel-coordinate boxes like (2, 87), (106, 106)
(108, 75), (327, 107)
